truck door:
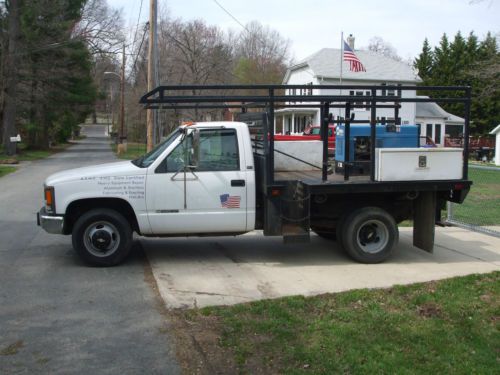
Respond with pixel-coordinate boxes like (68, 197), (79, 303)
(146, 128), (248, 234)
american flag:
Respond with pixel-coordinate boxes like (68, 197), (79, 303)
(343, 41), (366, 72)
(220, 194), (241, 208)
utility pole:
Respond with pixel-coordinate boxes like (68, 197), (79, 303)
(120, 43), (126, 145)
(146, 0), (157, 152)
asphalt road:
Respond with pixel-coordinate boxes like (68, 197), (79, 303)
(0, 125), (179, 374)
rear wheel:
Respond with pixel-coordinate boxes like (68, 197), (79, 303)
(72, 208), (133, 266)
(341, 207), (398, 263)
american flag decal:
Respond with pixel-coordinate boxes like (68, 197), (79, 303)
(220, 194), (241, 208)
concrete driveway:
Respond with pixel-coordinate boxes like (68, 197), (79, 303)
(143, 227), (500, 308)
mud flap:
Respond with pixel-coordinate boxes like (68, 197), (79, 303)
(413, 191), (436, 253)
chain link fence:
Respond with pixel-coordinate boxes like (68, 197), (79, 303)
(446, 164), (500, 237)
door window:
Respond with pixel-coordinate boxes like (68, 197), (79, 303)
(198, 129), (239, 171)
(160, 129), (239, 173)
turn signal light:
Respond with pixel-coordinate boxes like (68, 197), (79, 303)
(44, 187), (55, 213)
(45, 189), (53, 205)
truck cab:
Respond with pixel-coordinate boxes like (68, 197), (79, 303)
(38, 122), (256, 265)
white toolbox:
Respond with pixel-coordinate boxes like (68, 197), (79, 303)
(375, 148), (463, 181)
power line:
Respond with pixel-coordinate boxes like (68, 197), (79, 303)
(211, 0), (251, 35)
(211, 0), (270, 50)
(130, 0), (145, 56)
(130, 22), (150, 80)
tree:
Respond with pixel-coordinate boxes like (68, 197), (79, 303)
(2, 0), (22, 155)
(414, 31), (499, 134)
(414, 38), (433, 80)
(73, 0), (124, 57)
(233, 21), (291, 84)
(1, 0), (98, 150)
(367, 36), (402, 61)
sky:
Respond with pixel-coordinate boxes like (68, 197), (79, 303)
(108, 0), (499, 62)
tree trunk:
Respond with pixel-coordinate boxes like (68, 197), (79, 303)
(2, 0), (21, 156)
(28, 63), (38, 148)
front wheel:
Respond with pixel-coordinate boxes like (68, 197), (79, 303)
(341, 207), (398, 264)
(72, 209), (133, 266)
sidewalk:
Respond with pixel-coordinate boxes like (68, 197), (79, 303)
(143, 226), (500, 308)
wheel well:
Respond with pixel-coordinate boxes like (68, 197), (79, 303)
(64, 198), (140, 235)
(310, 192), (413, 229)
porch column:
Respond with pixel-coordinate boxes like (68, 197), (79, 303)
(291, 113), (295, 134)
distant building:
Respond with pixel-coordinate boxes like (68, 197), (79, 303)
(415, 98), (465, 146)
(490, 124), (500, 166)
(278, 37), (464, 146)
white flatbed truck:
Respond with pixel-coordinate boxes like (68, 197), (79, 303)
(37, 85), (472, 266)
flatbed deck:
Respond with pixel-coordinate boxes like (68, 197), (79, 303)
(274, 169), (471, 196)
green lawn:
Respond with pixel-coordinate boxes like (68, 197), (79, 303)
(452, 167), (500, 225)
(183, 272), (499, 374)
(111, 142), (147, 160)
(0, 143), (71, 162)
(0, 166), (16, 178)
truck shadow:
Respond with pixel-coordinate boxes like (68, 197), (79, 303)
(140, 229), (500, 267)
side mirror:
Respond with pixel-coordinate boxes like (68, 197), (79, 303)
(190, 129), (200, 168)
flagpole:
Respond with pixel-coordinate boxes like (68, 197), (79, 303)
(339, 31), (344, 117)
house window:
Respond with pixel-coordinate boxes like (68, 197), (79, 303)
(365, 90), (371, 110)
(435, 124), (442, 144)
(380, 83), (397, 97)
(307, 82), (313, 95)
(426, 124), (433, 138)
(349, 90), (364, 109)
(445, 125), (462, 137)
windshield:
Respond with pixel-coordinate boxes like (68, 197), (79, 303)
(132, 129), (181, 168)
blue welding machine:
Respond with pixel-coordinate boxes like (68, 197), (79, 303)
(335, 124), (419, 175)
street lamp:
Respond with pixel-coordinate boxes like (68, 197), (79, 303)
(104, 70), (125, 144)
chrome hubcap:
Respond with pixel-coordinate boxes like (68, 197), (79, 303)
(83, 221), (120, 257)
(356, 219), (389, 254)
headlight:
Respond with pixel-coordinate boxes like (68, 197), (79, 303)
(44, 186), (55, 214)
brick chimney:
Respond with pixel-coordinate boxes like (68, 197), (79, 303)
(347, 34), (355, 50)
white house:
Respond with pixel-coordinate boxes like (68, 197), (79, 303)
(490, 124), (500, 166)
(278, 37), (464, 146)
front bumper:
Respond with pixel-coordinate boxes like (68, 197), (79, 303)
(37, 207), (64, 234)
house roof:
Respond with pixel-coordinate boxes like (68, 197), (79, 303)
(284, 48), (421, 83)
(490, 124), (500, 135)
(416, 96), (464, 124)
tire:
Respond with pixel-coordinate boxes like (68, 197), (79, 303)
(341, 207), (398, 264)
(72, 208), (133, 266)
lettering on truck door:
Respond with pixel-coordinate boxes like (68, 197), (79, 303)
(146, 128), (248, 234)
